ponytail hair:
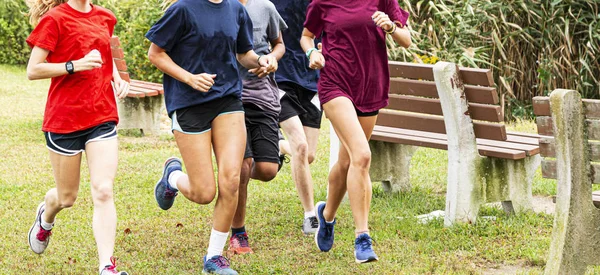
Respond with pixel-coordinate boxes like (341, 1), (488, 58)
(25, 0), (68, 26)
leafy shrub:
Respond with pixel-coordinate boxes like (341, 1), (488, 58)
(0, 1), (32, 65)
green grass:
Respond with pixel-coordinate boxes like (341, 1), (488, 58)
(0, 64), (578, 274)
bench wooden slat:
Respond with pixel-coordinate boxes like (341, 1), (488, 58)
(112, 48), (124, 59)
(371, 126), (527, 159)
(537, 116), (600, 139)
(534, 96), (600, 119)
(371, 129), (449, 150)
(125, 90), (145, 98)
(119, 72), (130, 82)
(377, 110), (507, 141)
(129, 86), (159, 97)
(475, 138), (539, 156)
(539, 136), (600, 161)
(130, 80), (164, 94)
(386, 95), (502, 122)
(388, 61), (494, 87)
(505, 134), (540, 146)
(374, 126), (531, 158)
(110, 36), (120, 47)
(542, 159), (600, 183)
(389, 79), (499, 104)
(114, 59), (127, 72)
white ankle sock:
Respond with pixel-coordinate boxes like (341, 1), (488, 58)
(40, 212), (53, 230)
(168, 170), (183, 190)
(206, 229), (228, 259)
(304, 211), (315, 219)
(99, 261), (112, 273)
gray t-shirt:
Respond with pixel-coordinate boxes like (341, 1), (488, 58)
(240, 0), (288, 113)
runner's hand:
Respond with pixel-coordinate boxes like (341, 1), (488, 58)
(308, 50), (325, 70)
(254, 55), (278, 78)
(372, 11), (394, 32)
(186, 73), (217, 92)
(113, 78), (130, 99)
(73, 49), (103, 72)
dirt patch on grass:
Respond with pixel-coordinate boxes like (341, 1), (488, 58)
(531, 195), (555, 215)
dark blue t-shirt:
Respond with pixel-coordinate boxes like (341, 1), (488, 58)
(270, 0), (319, 92)
(146, 0), (254, 115)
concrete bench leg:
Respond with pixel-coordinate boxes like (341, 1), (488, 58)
(479, 156), (540, 215)
(544, 89), (600, 275)
(116, 96), (164, 136)
(329, 125), (416, 193)
(369, 140), (417, 193)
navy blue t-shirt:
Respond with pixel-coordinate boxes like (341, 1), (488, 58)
(146, 0), (254, 115)
(270, 0), (319, 92)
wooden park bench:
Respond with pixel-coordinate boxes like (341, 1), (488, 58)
(111, 36), (164, 135)
(533, 90), (600, 274)
(329, 61), (541, 226)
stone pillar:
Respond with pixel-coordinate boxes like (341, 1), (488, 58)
(433, 62), (483, 226)
(544, 89), (600, 275)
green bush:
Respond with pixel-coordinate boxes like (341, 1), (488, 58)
(0, 1), (32, 65)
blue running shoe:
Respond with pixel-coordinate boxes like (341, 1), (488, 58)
(203, 255), (238, 275)
(354, 233), (378, 263)
(314, 201), (335, 252)
(154, 157), (182, 210)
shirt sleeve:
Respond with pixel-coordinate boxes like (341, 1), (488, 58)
(145, 4), (187, 52)
(236, 7), (254, 54)
(26, 15), (59, 52)
(385, 0), (410, 28)
(266, 3), (288, 41)
(303, 0), (324, 39)
(108, 11), (117, 37)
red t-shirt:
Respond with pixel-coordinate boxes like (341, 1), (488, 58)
(26, 3), (118, 134)
(304, 0), (409, 113)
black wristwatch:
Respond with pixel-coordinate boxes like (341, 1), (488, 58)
(65, 61), (75, 74)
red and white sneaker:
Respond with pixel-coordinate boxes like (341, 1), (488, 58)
(28, 202), (52, 254)
(100, 257), (128, 275)
(228, 232), (254, 254)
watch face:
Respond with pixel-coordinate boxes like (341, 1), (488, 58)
(66, 63), (73, 71)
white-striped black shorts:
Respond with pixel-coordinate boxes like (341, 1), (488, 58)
(44, 122), (117, 156)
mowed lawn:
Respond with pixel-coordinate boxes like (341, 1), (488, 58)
(0, 64), (578, 274)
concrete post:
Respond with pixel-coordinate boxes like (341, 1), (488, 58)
(544, 89), (600, 275)
(434, 62), (483, 226)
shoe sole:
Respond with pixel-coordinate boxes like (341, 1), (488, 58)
(228, 248), (254, 255)
(28, 201), (46, 254)
(314, 201), (330, 252)
(154, 157), (180, 210)
(354, 251), (379, 264)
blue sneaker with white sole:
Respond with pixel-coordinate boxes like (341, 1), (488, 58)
(154, 157), (182, 210)
(314, 201), (335, 252)
(354, 233), (378, 263)
(203, 255), (238, 274)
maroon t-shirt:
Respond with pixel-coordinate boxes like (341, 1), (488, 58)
(304, 0), (409, 112)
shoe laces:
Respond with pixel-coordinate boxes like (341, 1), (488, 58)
(209, 256), (231, 269)
(36, 226), (52, 242)
(309, 216), (318, 228)
(356, 235), (373, 251)
(103, 256), (119, 274)
(233, 233), (250, 247)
